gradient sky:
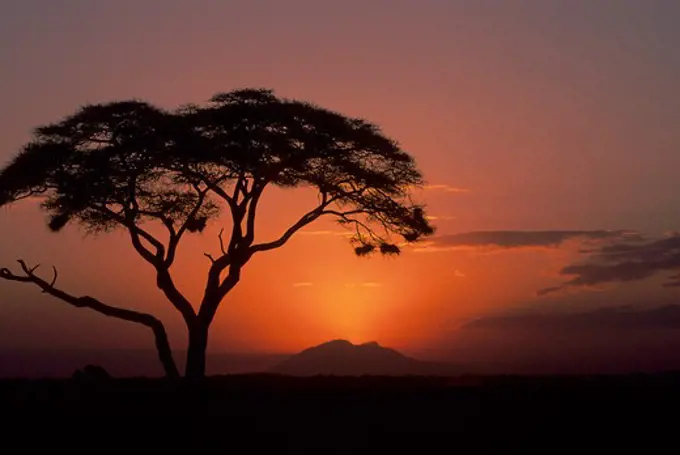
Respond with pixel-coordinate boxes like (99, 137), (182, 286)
(1, 1), (680, 368)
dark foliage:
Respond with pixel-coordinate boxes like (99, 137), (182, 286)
(0, 88), (433, 252)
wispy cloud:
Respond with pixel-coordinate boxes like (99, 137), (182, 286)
(462, 305), (680, 331)
(423, 184), (471, 194)
(292, 282), (313, 287)
(426, 215), (456, 221)
(414, 230), (639, 253)
(454, 270), (466, 278)
(539, 232), (680, 296)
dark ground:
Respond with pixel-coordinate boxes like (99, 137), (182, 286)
(2, 373), (678, 451)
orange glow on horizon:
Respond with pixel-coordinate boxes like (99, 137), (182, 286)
(2, 1), (679, 364)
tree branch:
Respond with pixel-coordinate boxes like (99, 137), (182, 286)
(8, 188), (47, 203)
(0, 261), (179, 379)
(94, 206), (196, 324)
(95, 205), (165, 265)
(227, 205), (245, 256)
(243, 180), (266, 245)
(122, 178), (166, 263)
(164, 186), (208, 268)
(248, 213), (320, 254)
(202, 228), (228, 262)
(128, 222), (165, 258)
(218, 228), (228, 255)
(248, 195), (333, 256)
(247, 204), (377, 256)
(232, 172), (247, 203)
(189, 172), (238, 213)
(202, 234), (235, 306)
(42, 265), (58, 292)
(127, 225), (162, 265)
(321, 209), (370, 218)
(323, 209), (391, 244)
(197, 179), (265, 324)
(197, 266), (241, 326)
(155, 269), (197, 324)
(201, 180), (251, 295)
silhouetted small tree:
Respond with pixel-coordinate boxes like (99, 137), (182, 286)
(0, 88), (434, 378)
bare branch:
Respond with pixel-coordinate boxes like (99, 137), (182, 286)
(199, 178), (263, 313)
(227, 206), (246, 256)
(322, 209), (384, 244)
(232, 172), (246, 202)
(128, 223), (165, 257)
(128, 226), (162, 265)
(121, 180), (166, 260)
(198, 265), (242, 326)
(161, 217), (177, 237)
(202, 184), (262, 312)
(243, 181), (266, 245)
(155, 269), (197, 324)
(202, 226), (229, 264)
(245, 188), (366, 257)
(0, 267), (30, 283)
(202, 233), (235, 304)
(11, 190), (43, 202)
(194, 174), (237, 211)
(322, 209), (370, 218)
(218, 228), (227, 255)
(92, 207), (195, 324)
(88, 205), (196, 322)
(164, 186), (208, 268)
(0, 262), (180, 378)
(94, 205), (165, 265)
(248, 201), (329, 256)
(248, 202), (395, 257)
(43, 266), (58, 293)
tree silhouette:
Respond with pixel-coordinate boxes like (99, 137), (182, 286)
(0, 88), (434, 378)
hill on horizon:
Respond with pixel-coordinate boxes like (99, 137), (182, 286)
(269, 339), (466, 376)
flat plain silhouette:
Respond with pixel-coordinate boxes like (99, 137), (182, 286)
(0, 88), (434, 378)
(2, 372), (678, 449)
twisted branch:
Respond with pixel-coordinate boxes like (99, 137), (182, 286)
(0, 260), (180, 378)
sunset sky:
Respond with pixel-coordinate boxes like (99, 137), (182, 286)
(1, 0), (680, 373)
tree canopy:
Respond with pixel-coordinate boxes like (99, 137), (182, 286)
(0, 89), (432, 252)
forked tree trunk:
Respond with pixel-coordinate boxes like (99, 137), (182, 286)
(185, 322), (209, 378)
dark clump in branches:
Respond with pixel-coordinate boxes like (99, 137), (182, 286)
(0, 88), (434, 378)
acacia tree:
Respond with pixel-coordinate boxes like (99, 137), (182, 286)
(0, 89), (434, 378)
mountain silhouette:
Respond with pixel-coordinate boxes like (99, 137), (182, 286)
(269, 339), (465, 376)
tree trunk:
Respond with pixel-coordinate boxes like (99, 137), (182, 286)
(150, 323), (180, 379)
(185, 322), (209, 379)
